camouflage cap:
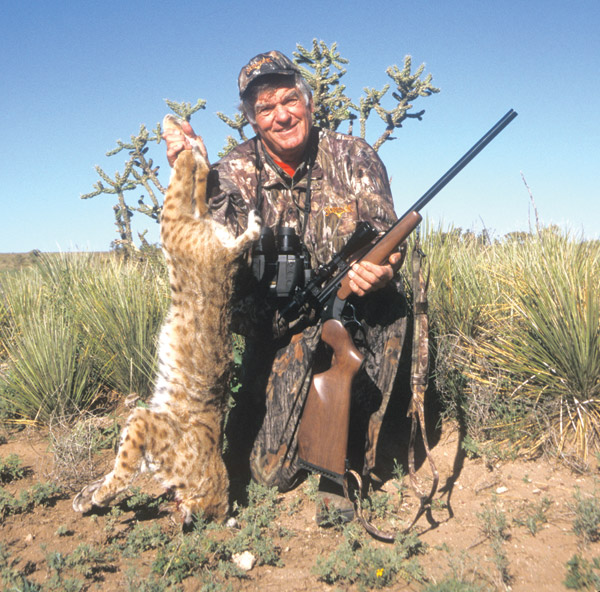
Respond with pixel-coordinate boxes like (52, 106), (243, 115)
(238, 50), (301, 98)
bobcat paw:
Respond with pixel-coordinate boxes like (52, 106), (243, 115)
(247, 210), (262, 240)
(72, 477), (106, 513)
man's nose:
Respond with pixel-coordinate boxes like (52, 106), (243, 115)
(273, 103), (291, 122)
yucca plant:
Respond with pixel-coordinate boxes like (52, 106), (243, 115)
(1, 258), (105, 423)
(1, 309), (106, 423)
(73, 255), (169, 400)
(0, 252), (168, 423)
(421, 223), (501, 340)
(416, 223), (504, 437)
(459, 228), (600, 461)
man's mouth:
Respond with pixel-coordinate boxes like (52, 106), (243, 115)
(275, 121), (298, 136)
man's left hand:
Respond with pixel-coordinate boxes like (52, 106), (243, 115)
(347, 252), (403, 297)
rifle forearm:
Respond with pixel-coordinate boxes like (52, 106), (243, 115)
(336, 210), (422, 300)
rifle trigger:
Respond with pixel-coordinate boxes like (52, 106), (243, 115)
(341, 303), (361, 332)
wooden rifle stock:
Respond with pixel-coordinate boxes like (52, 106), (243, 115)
(296, 319), (364, 480)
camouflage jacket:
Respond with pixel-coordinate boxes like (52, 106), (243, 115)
(208, 126), (398, 267)
(207, 127), (400, 336)
(209, 127), (408, 491)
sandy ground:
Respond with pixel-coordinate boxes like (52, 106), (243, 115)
(1, 417), (598, 591)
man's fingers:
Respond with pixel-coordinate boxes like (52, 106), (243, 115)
(348, 260), (395, 296)
(163, 122), (209, 166)
(389, 252), (402, 267)
(165, 135), (189, 167)
(180, 120), (196, 139)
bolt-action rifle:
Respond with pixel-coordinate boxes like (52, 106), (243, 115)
(283, 109), (518, 483)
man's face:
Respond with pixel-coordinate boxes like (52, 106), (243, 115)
(251, 83), (313, 166)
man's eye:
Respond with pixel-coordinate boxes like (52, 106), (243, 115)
(257, 107), (272, 116)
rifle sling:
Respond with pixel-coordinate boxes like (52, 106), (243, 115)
(406, 242), (439, 516)
(342, 245), (439, 543)
(343, 470), (395, 542)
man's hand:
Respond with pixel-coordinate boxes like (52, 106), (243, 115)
(162, 120), (208, 167)
(347, 251), (403, 297)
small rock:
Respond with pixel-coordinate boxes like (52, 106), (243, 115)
(24, 534), (34, 544)
(232, 551), (256, 572)
(225, 517), (239, 529)
(496, 486), (508, 494)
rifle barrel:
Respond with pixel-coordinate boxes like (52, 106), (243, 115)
(398, 108), (518, 220)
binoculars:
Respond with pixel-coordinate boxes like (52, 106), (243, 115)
(252, 226), (313, 302)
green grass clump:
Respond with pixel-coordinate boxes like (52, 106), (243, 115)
(313, 522), (425, 589)
(0, 453), (26, 483)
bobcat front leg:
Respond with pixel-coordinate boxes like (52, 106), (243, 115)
(73, 408), (156, 513)
(229, 210), (262, 255)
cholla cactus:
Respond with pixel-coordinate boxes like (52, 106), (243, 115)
(294, 39), (356, 133)
(82, 101), (205, 255)
(294, 40), (439, 151)
(371, 57), (440, 151)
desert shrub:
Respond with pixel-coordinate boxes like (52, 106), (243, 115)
(0, 453), (26, 483)
(425, 224), (600, 462)
(73, 254), (168, 400)
(0, 481), (63, 519)
(0, 253), (168, 424)
(564, 554), (600, 590)
(313, 522), (425, 588)
(48, 414), (120, 489)
(571, 486), (600, 545)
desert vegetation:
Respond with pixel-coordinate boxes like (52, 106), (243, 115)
(1, 223), (600, 590)
(2, 225), (599, 464)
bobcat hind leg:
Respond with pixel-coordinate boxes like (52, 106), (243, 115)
(73, 408), (160, 513)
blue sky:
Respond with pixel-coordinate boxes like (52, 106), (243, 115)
(1, 0), (598, 252)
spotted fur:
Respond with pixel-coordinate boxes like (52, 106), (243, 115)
(73, 115), (261, 522)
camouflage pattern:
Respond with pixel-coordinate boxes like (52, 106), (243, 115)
(407, 245), (438, 503)
(209, 127), (408, 492)
(237, 50), (301, 97)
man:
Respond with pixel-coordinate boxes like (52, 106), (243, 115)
(164, 51), (408, 521)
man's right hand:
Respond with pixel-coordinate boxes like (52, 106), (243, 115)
(162, 119), (208, 167)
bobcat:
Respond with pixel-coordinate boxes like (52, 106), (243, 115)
(73, 115), (261, 522)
